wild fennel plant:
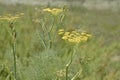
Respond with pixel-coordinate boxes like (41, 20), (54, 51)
(58, 29), (92, 80)
(0, 14), (23, 80)
(9, 21), (17, 80)
(33, 8), (65, 50)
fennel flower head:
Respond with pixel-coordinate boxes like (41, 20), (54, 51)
(43, 8), (63, 16)
(58, 29), (92, 43)
(0, 13), (24, 22)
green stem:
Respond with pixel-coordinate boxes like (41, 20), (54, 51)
(48, 16), (56, 48)
(39, 22), (48, 49)
(38, 32), (47, 50)
(40, 20), (52, 49)
(49, 16), (55, 33)
(66, 49), (76, 80)
(10, 22), (17, 80)
(71, 69), (82, 80)
(12, 35), (17, 80)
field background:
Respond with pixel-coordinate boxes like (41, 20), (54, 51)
(0, 0), (120, 80)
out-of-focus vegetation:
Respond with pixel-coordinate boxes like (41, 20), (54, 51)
(0, 2), (120, 80)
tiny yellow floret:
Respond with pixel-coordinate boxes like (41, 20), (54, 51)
(62, 36), (68, 40)
(58, 32), (64, 35)
(58, 29), (64, 32)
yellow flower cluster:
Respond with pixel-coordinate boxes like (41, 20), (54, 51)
(58, 29), (92, 43)
(0, 13), (24, 22)
(43, 8), (63, 16)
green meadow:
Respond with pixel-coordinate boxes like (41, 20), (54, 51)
(0, 3), (120, 80)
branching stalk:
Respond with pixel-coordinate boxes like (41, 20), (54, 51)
(12, 39), (17, 80)
(9, 22), (17, 80)
(66, 48), (76, 80)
